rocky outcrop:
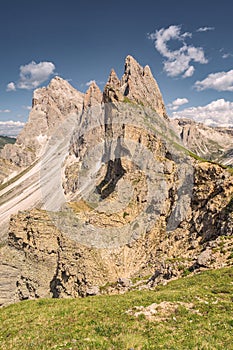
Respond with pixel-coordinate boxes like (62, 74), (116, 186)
(103, 69), (124, 103)
(1, 77), (84, 167)
(103, 55), (167, 119)
(83, 82), (102, 110)
(0, 159), (232, 305)
(63, 82), (104, 199)
(121, 55), (167, 118)
(191, 162), (233, 241)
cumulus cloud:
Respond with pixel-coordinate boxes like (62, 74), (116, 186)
(196, 26), (215, 32)
(0, 120), (25, 137)
(6, 82), (16, 92)
(171, 99), (233, 127)
(168, 98), (189, 111)
(18, 61), (55, 89)
(148, 25), (208, 78)
(195, 69), (233, 91)
(7, 61), (55, 91)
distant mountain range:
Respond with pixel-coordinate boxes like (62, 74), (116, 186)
(171, 118), (233, 166)
(0, 135), (16, 150)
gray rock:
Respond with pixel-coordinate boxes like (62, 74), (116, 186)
(86, 286), (100, 296)
(118, 278), (132, 288)
(197, 249), (212, 267)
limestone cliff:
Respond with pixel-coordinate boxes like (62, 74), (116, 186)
(121, 55), (167, 118)
(1, 77), (83, 167)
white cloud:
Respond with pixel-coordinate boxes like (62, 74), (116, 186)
(148, 25), (208, 78)
(196, 26), (215, 32)
(85, 80), (105, 87)
(195, 69), (233, 91)
(86, 80), (96, 86)
(0, 109), (11, 113)
(6, 82), (16, 92)
(168, 98), (189, 111)
(18, 61), (55, 89)
(0, 120), (25, 137)
(183, 66), (195, 78)
(7, 61), (56, 91)
(171, 99), (233, 127)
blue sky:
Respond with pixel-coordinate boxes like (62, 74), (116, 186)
(1, 0), (233, 135)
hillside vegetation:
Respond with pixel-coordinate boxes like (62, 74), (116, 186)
(0, 136), (16, 150)
(0, 267), (233, 350)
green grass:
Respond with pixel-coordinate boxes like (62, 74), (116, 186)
(0, 267), (233, 349)
(173, 141), (233, 173)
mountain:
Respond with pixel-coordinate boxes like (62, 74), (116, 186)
(0, 56), (232, 307)
(1, 77), (83, 167)
(171, 118), (233, 166)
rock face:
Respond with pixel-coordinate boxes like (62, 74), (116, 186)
(171, 118), (233, 166)
(1, 77), (84, 167)
(0, 56), (232, 306)
(83, 82), (102, 109)
(121, 55), (167, 118)
(103, 55), (167, 119)
(0, 160), (232, 305)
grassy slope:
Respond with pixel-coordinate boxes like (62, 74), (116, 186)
(0, 267), (232, 350)
(0, 136), (16, 150)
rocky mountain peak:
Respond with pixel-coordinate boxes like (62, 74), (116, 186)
(120, 55), (167, 118)
(33, 76), (83, 107)
(1, 77), (84, 167)
(143, 64), (153, 77)
(48, 75), (67, 87)
(123, 54), (143, 75)
(103, 68), (124, 103)
(103, 55), (167, 118)
(107, 69), (121, 87)
(83, 82), (102, 109)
